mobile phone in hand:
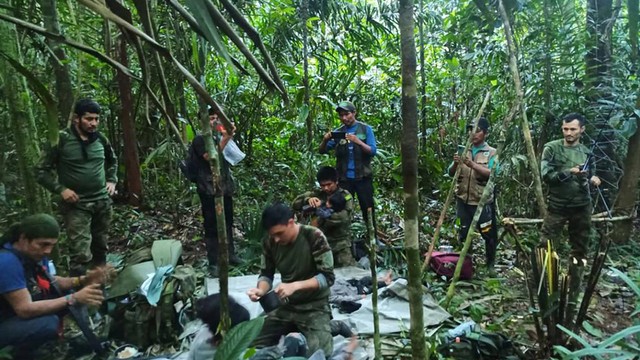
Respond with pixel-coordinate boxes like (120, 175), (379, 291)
(331, 131), (346, 139)
(457, 145), (466, 155)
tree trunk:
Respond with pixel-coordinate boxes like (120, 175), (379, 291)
(611, 3), (639, 244)
(116, 34), (142, 206)
(399, 0), (426, 358)
(301, 0), (312, 151)
(38, 0), (74, 128)
(630, 0), (639, 72)
(0, 17), (49, 214)
(418, 0), (427, 151)
(536, 0), (554, 156)
(498, 0), (547, 218)
(586, 0), (621, 208)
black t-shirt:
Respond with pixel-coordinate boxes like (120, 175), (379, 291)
(192, 134), (235, 196)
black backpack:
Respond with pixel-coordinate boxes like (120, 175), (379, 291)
(438, 331), (522, 360)
(179, 142), (199, 183)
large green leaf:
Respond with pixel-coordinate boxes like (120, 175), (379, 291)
(214, 316), (265, 360)
(184, 0), (234, 69)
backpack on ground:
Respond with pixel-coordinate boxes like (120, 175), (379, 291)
(429, 251), (474, 280)
(121, 265), (196, 347)
(179, 142), (199, 183)
(438, 330), (521, 360)
(107, 240), (197, 348)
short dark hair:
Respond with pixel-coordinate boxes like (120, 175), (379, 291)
(317, 166), (338, 183)
(262, 203), (294, 230)
(562, 113), (586, 127)
(208, 107), (218, 116)
(328, 192), (347, 213)
(74, 99), (101, 117)
(195, 294), (249, 341)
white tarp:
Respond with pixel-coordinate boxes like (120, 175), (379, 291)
(205, 266), (450, 335)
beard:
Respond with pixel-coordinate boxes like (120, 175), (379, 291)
(76, 123), (96, 137)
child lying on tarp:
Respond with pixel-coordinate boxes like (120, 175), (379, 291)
(330, 270), (394, 313)
(187, 294), (358, 360)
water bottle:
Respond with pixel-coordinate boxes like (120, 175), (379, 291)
(47, 260), (57, 276)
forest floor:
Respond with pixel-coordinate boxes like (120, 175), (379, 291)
(56, 203), (638, 359)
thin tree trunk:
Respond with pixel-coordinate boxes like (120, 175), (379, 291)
(38, 0), (74, 128)
(116, 33), (142, 206)
(497, 0), (547, 218)
(301, 0), (312, 151)
(418, 0), (427, 151)
(537, 0), (554, 156)
(399, 0), (426, 358)
(630, 0), (639, 72)
(366, 209), (381, 359)
(611, 5), (640, 243)
(0, 17), (49, 214)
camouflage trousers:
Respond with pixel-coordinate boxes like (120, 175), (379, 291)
(252, 299), (332, 357)
(60, 199), (112, 275)
(541, 205), (592, 261)
(330, 239), (356, 268)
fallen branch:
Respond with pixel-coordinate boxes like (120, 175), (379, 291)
(502, 214), (633, 225)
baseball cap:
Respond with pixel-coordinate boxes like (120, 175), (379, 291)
(467, 117), (489, 132)
(336, 101), (356, 113)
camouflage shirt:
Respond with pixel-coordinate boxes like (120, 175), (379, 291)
(35, 127), (117, 203)
(541, 139), (593, 209)
(258, 225), (334, 305)
(292, 188), (353, 247)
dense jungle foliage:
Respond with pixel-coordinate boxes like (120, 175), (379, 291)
(0, 0), (639, 358)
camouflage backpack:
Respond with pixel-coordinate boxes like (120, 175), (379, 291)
(108, 240), (197, 348)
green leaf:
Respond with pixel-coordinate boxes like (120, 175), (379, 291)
(582, 321), (604, 338)
(215, 316), (265, 360)
(297, 105), (310, 126)
(185, 0), (234, 69)
(609, 267), (640, 297)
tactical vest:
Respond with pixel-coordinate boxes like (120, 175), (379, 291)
(456, 143), (496, 205)
(0, 248), (54, 320)
(335, 122), (372, 180)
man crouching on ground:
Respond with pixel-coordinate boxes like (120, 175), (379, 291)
(0, 214), (111, 358)
(247, 203), (335, 357)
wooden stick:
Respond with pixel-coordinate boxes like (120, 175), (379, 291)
(421, 92), (491, 272)
(502, 214), (633, 225)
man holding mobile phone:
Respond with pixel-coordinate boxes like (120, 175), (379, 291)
(447, 117), (498, 271)
(319, 101), (378, 245)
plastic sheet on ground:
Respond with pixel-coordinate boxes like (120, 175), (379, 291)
(203, 266), (451, 359)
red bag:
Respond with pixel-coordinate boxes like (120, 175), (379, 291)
(428, 252), (474, 280)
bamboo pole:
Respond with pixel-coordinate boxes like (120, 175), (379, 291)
(366, 208), (381, 360)
(443, 104), (519, 308)
(497, 0), (548, 219)
(421, 92), (491, 272)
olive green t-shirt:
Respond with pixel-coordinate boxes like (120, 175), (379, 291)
(259, 225), (334, 305)
(540, 139), (592, 209)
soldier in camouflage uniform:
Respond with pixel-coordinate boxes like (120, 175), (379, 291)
(36, 99), (117, 275)
(293, 166), (356, 267)
(540, 112), (601, 322)
(247, 203), (335, 357)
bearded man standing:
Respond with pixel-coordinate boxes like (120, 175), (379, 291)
(36, 99), (117, 275)
(540, 112), (601, 322)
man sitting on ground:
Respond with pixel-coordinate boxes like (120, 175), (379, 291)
(293, 166), (356, 267)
